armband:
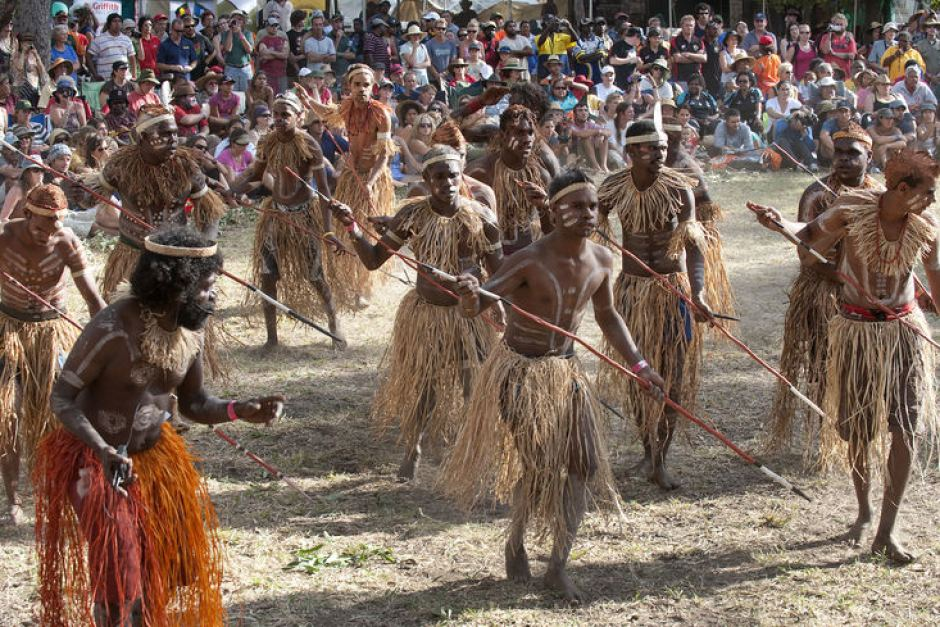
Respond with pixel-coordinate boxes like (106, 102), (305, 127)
(227, 400), (239, 422)
(376, 131), (391, 140)
(71, 268), (89, 279)
(631, 359), (649, 374)
(190, 185), (210, 199)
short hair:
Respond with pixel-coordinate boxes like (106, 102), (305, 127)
(507, 82), (550, 119)
(624, 119), (657, 139)
(499, 104), (538, 132)
(680, 14), (695, 26)
(626, 26), (642, 38)
(885, 149), (940, 190)
(130, 225), (223, 312)
(290, 10), (308, 25)
(725, 108), (741, 120)
(548, 168), (591, 199)
(421, 144), (461, 171)
(687, 72), (704, 84)
(736, 71), (751, 82)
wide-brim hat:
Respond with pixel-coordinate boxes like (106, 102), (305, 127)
(196, 71), (222, 90)
(47, 57), (74, 77)
(138, 69), (160, 84)
(405, 24), (425, 37)
(731, 51), (755, 67)
(500, 59), (526, 72)
(449, 57), (469, 68)
(651, 57), (670, 71)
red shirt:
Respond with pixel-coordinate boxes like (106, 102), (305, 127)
(174, 103), (206, 136)
(138, 34), (161, 72)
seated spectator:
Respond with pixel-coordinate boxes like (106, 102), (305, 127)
(127, 69), (162, 114)
(675, 73), (718, 134)
(889, 99), (917, 142)
(639, 58), (678, 109)
(818, 99), (854, 162)
(547, 77), (585, 113)
(466, 42), (493, 81)
(723, 71), (762, 134)
(246, 71), (275, 113)
(891, 64), (938, 112)
(764, 80), (802, 134)
(769, 111), (817, 171)
(539, 54), (566, 86)
(395, 100), (424, 141)
(711, 108), (763, 169)
(446, 57), (474, 89)
(595, 65), (623, 103)
(854, 69), (878, 113)
(47, 76), (88, 133)
(608, 100), (634, 159)
(798, 70), (816, 101)
(103, 91), (135, 145)
(217, 127), (254, 182)
(811, 77), (840, 114)
(407, 112), (437, 165)
(569, 101), (612, 172)
(597, 92), (623, 126)
(914, 101), (939, 155)
(11, 100), (48, 147)
(208, 75), (240, 134)
(869, 72), (905, 118)
(195, 68), (222, 105)
(675, 106), (701, 152)
(807, 62), (852, 105)
(868, 21), (898, 68)
(718, 30), (742, 95)
(246, 104), (272, 144)
(172, 82), (208, 136)
(867, 107), (906, 170)
(880, 31), (925, 82)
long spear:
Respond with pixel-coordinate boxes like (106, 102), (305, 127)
(0, 139), (343, 344)
(746, 201), (940, 351)
(0, 270), (311, 501)
(285, 168), (812, 502)
(771, 141), (938, 312)
(593, 229), (828, 420)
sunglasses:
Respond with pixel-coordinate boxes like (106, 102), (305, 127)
(194, 143), (208, 150)
(418, 123), (433, 128)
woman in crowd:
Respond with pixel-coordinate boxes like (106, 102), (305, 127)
(778, 22), (800, 57)
(399, 24), (430, 85)
(854, 69), (878, 113)
(915, 102), (939, 156)
(135, 16), (160, 74)
(765, 79), (802, 134)
(246, 71), (274, 114)
(407, 113), (437, 164)
(247, 104), (272, 144)
(10, 34), (45, 105)
(784, 24), (816, 80)
(217, 127), (254, 184)
(718, 31), (741, 95)
(868, 107), (907, 171)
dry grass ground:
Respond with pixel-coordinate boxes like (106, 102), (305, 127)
(2, 171), (939, 626)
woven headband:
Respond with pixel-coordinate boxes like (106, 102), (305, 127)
(831, 128), (873, 147)
(623, 131), (668, 145)
(144, 235), (218, 258)
(550, 182), (595, 205)
(274, 96), (302, 114)
(347, 66), (373, 82)
(422, 153), (462, 169)
(135, 113), (175, 133)
(25, 202), (68, 219)
(662, 124), (683, 132)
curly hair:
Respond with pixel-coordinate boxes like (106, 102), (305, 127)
(499, 104), (538, 133)
(131, 225), (223, 311)
(430, 119), (467, 151)
(885, 149), (940, 191)
(507, 82), (549, 120)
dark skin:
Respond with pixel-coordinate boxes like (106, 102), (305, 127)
(328, 158), (502, 480)
(230, 102), (346, 351)
(0, 214), (105, 523)
(452, 186), (664, 604)
(465, 117), (552, 254)
(600, 139), (711, 490)
(751, 175), (940, 564)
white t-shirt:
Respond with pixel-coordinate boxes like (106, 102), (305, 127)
(304, 35), (336, 73)
(596, 82), (623, 104)
(399, 41), (430, 85)
(467, 60), (493, 81)
(764, 96), (803, 128)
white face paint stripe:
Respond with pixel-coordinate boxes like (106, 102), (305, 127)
(72, 331), (129, 379)
(485, 259), (534, 291)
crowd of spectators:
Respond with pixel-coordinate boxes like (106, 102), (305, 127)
(2, 2), (938, 226)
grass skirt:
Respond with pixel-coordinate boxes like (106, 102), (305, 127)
(33, 424), (224, 626)
(100, 241), (226, 378)
(440, 341), (617, 542)
(820, 310), (938, 474)
(250, 197), (328, 320)
(372, 290), (496, 451)
(697, 201), (735, 329)
(0, 314), (78, 464)
(598, 273), (702, 446)
(328, 168), (395, 309)
(766, 269), (839, 459)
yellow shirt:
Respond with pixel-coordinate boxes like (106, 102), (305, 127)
(880, 46), (926, 81)
(537, 32), (575, 56)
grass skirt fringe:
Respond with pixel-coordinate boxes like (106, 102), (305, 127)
(440, 341), (618, 543)
(0, 315), (78, 464)
(372, 290), (496, 451)
(697, 201), (735, 327)
(766, 270), (839, 459)
(250, 197), (327, 320)
(819, 310), (937, 475)
(328, 168), (395, 309)
(599, 273), (702, 446)
(33, 424), (224, 626)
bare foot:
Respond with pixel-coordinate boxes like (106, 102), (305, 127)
(544, 567), (582, 606)
(504, 542), (531, 582)
(872, 534), (916, 564)
(7, 503), (25, 525)
(650, 463), (681, 490)
(329, 321), (347, 351)
(396, 452), (419, 482)
(846, 514), (872, 547)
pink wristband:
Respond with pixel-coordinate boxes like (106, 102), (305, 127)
(631, 359), (649, 374)
(226, 401), (239, 422)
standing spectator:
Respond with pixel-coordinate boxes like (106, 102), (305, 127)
(466, 42), (492, 81)
(701, 20), (724, 97)
(209, 75), (240, 133)
(222, 10), (255, 92)
(363, 19), (391, 76)
(536, 15), (576, 78)
(454, 0), (478, 28)
(50, 26), (79, 83)
(136, 17), (160, 74)
(724, 71), (763, 134)
(742, 13), (775, 55)
(246, 71), (275, 112)
(480, 22), (500, 68)
(399, 24), (431, 85)
(639, 58), (677, 108)
(639, 27), (669, 72)
(11, 35), (47, 105)
(427, 19), (458, 83)
(693, 3), (712, 39)
(573, 18), (607, 83)
(868, 22), (898, 68)
(778, 22), (801, 58)
(286, 10), (308, 86)
(881, 31), (925, 82)
(87, 13), (137, 81)
(753, 36), (781, 96)
(891, 65), (938, 113)
(127, 69), (161, 114)
(609, 25), (641, 91)
(499, 20), (534, 75)
(785, 23), (817, 80)
(185, 16), (215, 81)
(915, 17), (940, 100)
(332, 15), (356, 80)
(520, 20), (539, 77)
(156, 18), (196, 81)
(595, 66), (623, 102)
(819, 13), (856, 77)
(258, 18), (289, 93)
(172, 82), (207, 136)
(440, 10), (460, 37)
(263, 0), (294, 34)
(98, 60), (135, 112)
(304, 12), (336, 75)
(152, 13), (169, 41)
(671, 15), (706, 91)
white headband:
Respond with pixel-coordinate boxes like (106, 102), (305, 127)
(135, 113), (175, 133)
(662, 124), (683, 132)
(550, 182), (594, 205)
(422, 153), (462, 169)
(623, 132), (668, 146)
(144, 236), (218, 258)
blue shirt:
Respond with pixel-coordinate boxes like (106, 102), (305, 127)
(157, 36), (197, 79)
(50, 45), (79, 83)
(320, 131), (348, 165)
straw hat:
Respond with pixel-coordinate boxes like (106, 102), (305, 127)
(405, 24), (425, 37)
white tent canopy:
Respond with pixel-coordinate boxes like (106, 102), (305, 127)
(335, 0), (545, 24)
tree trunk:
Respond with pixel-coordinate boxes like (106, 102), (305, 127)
(13, 0), (52, 64)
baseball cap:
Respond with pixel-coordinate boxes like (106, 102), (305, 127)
(601, 65), (615, 75)
(21, 158), (43, 171)
(112, 60), (129, 71)
(469, 41), (482, 50)
(816, 76), (837, 87)
(298, 67), (313, 77)
(14, 99), (33, 112)
(221, 75), (235, 84)
(153, 13), (168, 21)
(546, 54), (562, 64)
(835, 99), (852, 111)
(423, 11), (440, 21)
(758, 34), (773, 46)
(311, 68), (325, 78)
(754, 12), (767, 20)
(266, 16), (280, 26)
(122, 18), (136, 30)
(56, 76), (76, 90)
(921, 102), (938, 111)
(498, 45), (512, 53)
(883, 21), (899, 32)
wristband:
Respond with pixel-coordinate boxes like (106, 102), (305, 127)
(631, 359), (649, 374)
(322, 231), (335, 239)
(227, 400), (239, 422)
(345, 222), (362, 237)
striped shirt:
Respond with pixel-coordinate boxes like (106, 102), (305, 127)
(87, 33), (135, 78)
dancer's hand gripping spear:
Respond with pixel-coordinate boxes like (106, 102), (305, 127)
(285, 167), (812, 502)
